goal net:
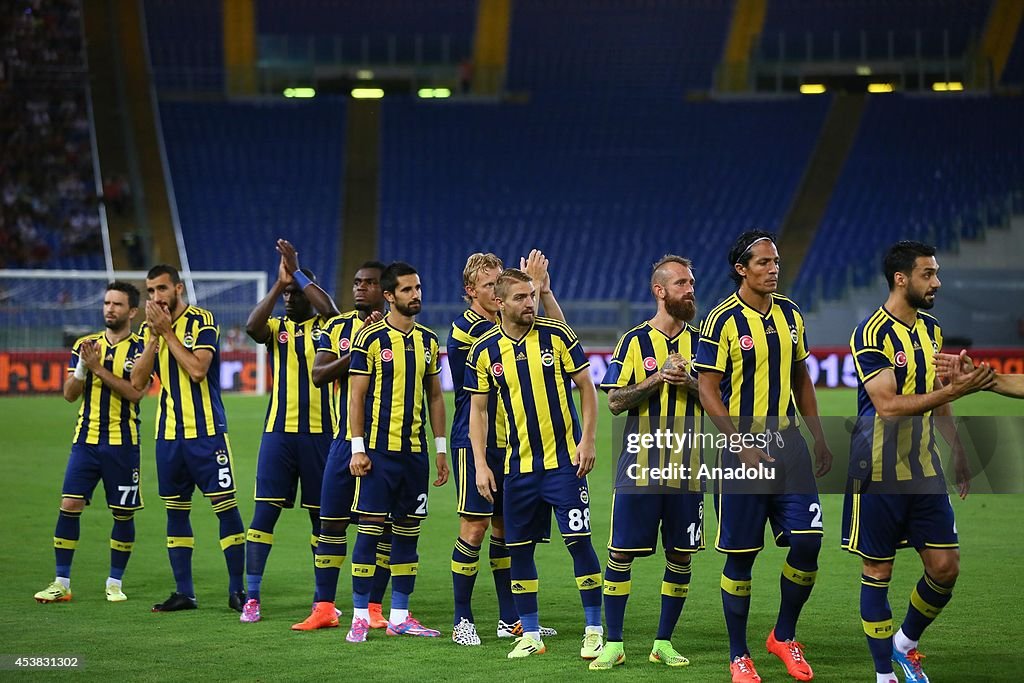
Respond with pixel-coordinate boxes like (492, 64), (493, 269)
(0, 269), (268, 396)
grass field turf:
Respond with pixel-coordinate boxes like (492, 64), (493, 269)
(2, 389), (1022, 681)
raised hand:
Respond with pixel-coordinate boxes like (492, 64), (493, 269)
(276, 239), (300, 276)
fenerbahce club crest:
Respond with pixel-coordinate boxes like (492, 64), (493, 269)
(216, 451), (229, 466)
(183, 334), (195, 348)
(540, 350), (555, 367)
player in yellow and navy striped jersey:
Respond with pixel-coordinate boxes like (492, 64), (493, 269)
(239, 239), (340, 623)
(465, 268), (603, 660)
(591, 255), (705, 670)
(34, 282), (146, 605)
(293, 260), (392, 632)
(843, 240), (995, 682)
(345, 262), (450, 641)
(131, 264), (245, 614)
(694, 231), (833, 682)
(448, 250), (564, 646)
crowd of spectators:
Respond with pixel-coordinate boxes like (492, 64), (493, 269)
(1, 0), (105, 268)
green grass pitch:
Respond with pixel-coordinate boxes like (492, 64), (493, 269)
(2, 390), (1021, 681)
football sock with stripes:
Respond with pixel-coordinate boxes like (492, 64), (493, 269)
(54, 506), (82, 581)
(165, 502), (195, 597)
(213, 497), (245, 594)
(452, 537), (481, 625)
(109, 512), (135, 581)
(567, 539), (603, 629)
(244, 501), (282, 601)
(657, 558), (691, 641)
(489, 536), (518, 624)
(861, 573), (895, 674)
(722, 553), (756, 659)
(774, 535), (820, 641)
(602, 556), (632, 641)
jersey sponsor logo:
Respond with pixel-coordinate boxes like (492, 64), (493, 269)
(579, 486), (589, 504)
(339, 337), (351, 351)
(540, 351), (554, 367)
(278, 331), (289, 344)
(739, 335), (754, 351)
(643, 356), (658, 371)
(515, 351), (527, 361)
(216, 451), (229, 466)
(765, 324), (777, 335)
(183, 334), (195, 348)
(894, 351), (908, 367)
(491, 362), (504, 377)
(381, 348), (394, 362)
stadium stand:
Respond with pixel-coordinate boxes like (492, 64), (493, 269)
(1, 0), (103, 270)
(506, 0), (733, 94)
(143, 0), (223, 90)
(157, 99), (347, 290)
(792, 94), (1024, 308)
(379, 97), (830, 328)
(1004, 27), (1024, 85)
(255, 0), (476, 65)
(758, 0), (992, 61)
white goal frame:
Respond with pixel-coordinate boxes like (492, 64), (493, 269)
(0, 269), (269, 395)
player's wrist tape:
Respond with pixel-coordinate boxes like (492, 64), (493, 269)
(74, 359), (88, 380)
(435, 436), (447, 454)
(350, 436), (365, 453)
(293, 270), (313, 289)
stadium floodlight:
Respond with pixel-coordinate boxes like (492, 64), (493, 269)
(283, 87), (316, 98)
(799, 84), (826, 94)
(856, 65), (872, 76)
(932, 81), (964, 92)
(351, 88), (384, 99)
(356, 69), (374, 80)
(418, 88), (452, 99)
(867, 83), (894, 93)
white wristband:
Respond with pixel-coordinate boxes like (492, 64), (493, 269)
(350, 436), (365, 453)
(435, 436), (447, 454)
(73, 359), (88, 381)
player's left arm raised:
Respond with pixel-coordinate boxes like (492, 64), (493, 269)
(933, 377), (970, 499)
(571, 368), (598, 478)
(791, 359), (833, 477)
(278, 238), (340, 318)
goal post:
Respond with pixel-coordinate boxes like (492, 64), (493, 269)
(0, 269), (268, 396)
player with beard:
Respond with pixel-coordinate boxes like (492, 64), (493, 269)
(131, 265), (245, 613)
(844, 240), (995, 683)
(466, 269), (603, 661)
(345, 262), (449, 641)
(35, 282), (146, 605)
(590, 255), (705, 670)
(448, 250), (564, 645)
(292, 260), (392, 631)
(239, 240), (340, 623)
(695, 231), (833, 683)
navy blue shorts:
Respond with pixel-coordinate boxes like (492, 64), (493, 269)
(504, 466), (588, 547)
(351, 448), (429, 520)
(714, 491), (823, 552)
(62, 442), (143, 511)
(609, 492), (705, 556)
(254, 431), (332, 509)
(452, 446), (507, 517)
(320, 437), (356, 522)
(842, 483), (958, 561)
(156, 433), (236, 500)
